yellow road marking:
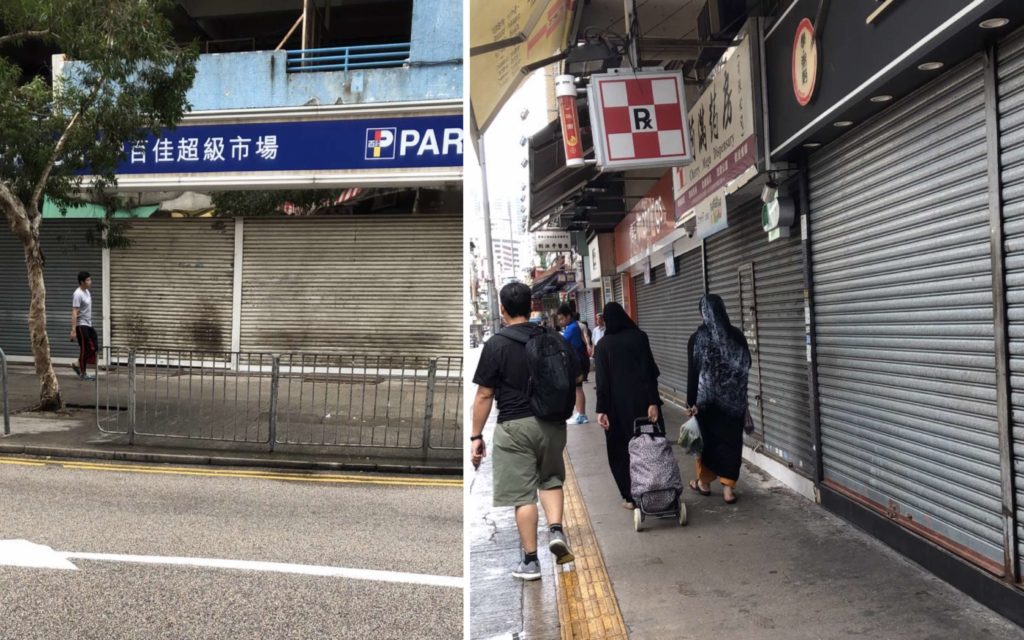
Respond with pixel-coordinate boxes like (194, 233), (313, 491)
(0, 456), (461, 488)
(0, 458), (45, 467)
(556, 454), (628, 640)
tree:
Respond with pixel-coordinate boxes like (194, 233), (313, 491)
(0, 0), (197, 410)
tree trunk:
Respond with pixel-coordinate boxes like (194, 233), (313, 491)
(1, 182), (62, 411)
(24, 233), (62, 411)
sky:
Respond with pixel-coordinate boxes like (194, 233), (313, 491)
(466, 69), (553, 281)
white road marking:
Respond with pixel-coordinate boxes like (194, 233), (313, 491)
(0, 540), (78, 570)
(64, 553), (464, 588)
(0, 539), (462, 588)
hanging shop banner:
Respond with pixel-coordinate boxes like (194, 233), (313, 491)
(534, 229), (572, 252)
(672, 33), (757, 224)
(695, 187), (728, 239)
(614, 172), (675, 268)
(663, 248), (676, 276)
(588, 69), (694, 171)
(108, 115), (463, 176)
(555, 75), (584, 167)
(588, 236), (602, 280)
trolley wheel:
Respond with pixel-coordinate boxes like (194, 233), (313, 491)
(678, 501), (688, 526)
(633, 508), (643, 532)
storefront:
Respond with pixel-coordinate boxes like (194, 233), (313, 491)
(765, 0), (1024, 617)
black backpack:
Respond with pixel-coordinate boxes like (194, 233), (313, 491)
(501, 324), (578, 422)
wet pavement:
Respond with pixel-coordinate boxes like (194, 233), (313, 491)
(468, 346), (1024, 638)
(468, 414), (561, 640)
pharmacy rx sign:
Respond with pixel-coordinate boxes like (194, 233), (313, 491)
(588, 69), (693, 171)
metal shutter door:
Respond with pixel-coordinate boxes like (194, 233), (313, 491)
(240, 215), (461, 358)
(110, 219), (234, 354)
(613, 275), (624, 306)
(0, 220), (103, 358)
(579, 288), (596, 326)
(705, 202), (812, 476)
(998, 29), (1024, 574)
(633, 249), (704, 397)
(810, 56), (1004, 567)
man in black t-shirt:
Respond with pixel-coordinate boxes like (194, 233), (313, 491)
(471, 282), (575, 581)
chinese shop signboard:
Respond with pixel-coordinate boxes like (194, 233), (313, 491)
(672, 33), (758, 239)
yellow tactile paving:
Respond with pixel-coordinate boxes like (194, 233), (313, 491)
(556, 454), (629, 640)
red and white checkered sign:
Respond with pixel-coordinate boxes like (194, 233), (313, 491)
(588, 70), (693, 171)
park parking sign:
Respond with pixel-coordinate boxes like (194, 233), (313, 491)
(588, 69), (693, 171)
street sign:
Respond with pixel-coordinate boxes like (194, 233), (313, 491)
(588, 69), (693, 171)
(534, 230), (572, 252)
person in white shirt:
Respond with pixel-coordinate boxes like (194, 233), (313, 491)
(70, 271), (97, 381)
(591, 313), (606, 347)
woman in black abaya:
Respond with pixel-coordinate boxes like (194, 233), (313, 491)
(594, 302), (663, 509)
(686, 294), (751, 504)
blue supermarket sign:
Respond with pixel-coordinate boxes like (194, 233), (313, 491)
(113, 115), (462, 174)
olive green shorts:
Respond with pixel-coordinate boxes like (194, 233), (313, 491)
(492, 416), (567, 508)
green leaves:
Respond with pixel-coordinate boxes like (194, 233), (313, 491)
(0, 0), (198, 209)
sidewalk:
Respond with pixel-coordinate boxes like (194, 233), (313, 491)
(0, 364), (457, 475)
(471, 378), (1024, 639)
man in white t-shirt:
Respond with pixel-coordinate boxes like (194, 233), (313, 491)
(70, 271), (97, 381)
(591, 313), (606, 347)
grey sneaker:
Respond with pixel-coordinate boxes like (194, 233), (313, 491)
(82, 374), (96, 382)
(549, 530), (575, 565)
(512, 559), (541, 581)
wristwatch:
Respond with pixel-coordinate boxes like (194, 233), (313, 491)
(469, 434), (483, 442)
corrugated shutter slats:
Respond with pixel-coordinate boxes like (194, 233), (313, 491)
(810, 56), (1004, 565)
(706, 202), (812, 476)
(0, 221), (103, 358)
(110, 220), (234, 354)
(998, 27), (1024, 574)
(633, 249), (703, 397)
(240, 215), (461, 358)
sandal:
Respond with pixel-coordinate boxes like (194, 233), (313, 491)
(724, 490), (738, 505)
(689, 480), (711, 496)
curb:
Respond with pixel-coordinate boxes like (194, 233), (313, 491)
(0, 443), (461, 476)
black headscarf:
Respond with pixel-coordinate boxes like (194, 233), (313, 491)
(602, 302), (637, 334)
(692, 294), (751, 415)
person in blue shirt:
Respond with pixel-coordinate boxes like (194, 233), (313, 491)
(557, 304), (589, 424)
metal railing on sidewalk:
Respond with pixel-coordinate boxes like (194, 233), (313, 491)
(96, 347), (462, 455)
(1, 347), (9, 436)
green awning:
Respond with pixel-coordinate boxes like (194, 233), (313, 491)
(42, 198), (159, 219)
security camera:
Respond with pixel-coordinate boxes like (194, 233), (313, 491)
(761, 181), (778, 203)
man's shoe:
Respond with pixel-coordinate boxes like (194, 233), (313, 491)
(512, 559), (541, 581)
(571, 414), (589, 425)
(82, 374), (96, 382)
(549, 530), (575, 565)
(71, 364), (82, 379)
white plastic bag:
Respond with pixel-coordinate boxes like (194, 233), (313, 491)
(676, 416), (703, 455)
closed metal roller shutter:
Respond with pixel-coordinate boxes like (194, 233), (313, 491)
(633, 249), (704, 398)
(810, 56), (1004, 567)
(579, 288), (596, 326)
(613, 274), (624, 306)
(998, 29), (1024, 574)
(705, 201), (812, 476)
(240, 215), (461, 358)
(0, 220), (103, 358)
(110, 219), (234, 354)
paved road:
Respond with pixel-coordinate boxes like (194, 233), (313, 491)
(0, 457), (463, 639)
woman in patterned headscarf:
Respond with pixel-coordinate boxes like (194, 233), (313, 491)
(686, 294), (751, 504)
